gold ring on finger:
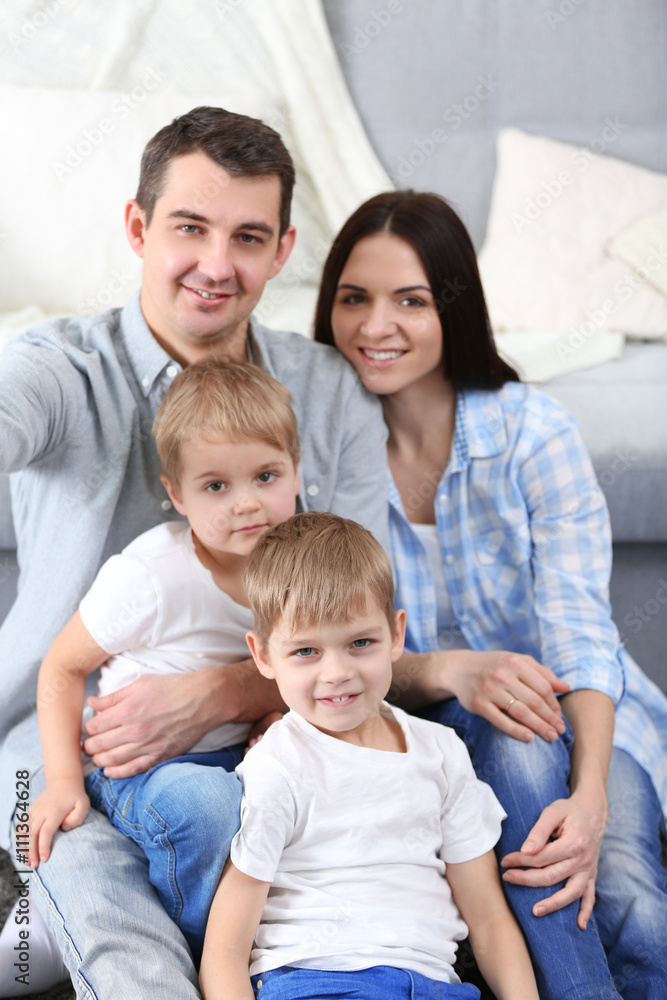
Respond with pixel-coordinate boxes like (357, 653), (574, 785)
(503, 696), (518, 714)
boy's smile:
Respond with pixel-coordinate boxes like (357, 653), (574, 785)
(247, 606), (406, 747)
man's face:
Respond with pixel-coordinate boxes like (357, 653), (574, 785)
(126, 151), (295, 364)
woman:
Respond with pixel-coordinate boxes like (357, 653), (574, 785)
(314, 191), (667, 1000)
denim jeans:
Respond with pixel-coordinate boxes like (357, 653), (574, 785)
(420, 699), (620, 1000)
(596, 749), (667, 999)
(83, 745), (243, 965)
(250, 965), (481, 999)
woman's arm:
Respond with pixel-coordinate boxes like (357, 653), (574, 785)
(29, 611), (109, 866)
(501, 687), (614, 929)
(199, 859), (270, 1000)
(447, 850), (539, 1000)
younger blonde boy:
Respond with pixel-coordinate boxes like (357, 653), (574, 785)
(29, 359), (300, 963)
(200, 512), (540, 1000)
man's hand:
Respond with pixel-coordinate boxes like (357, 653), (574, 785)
(438, 650), (569, 742)
(500, 785), (609, 930)
(29, 780), (90, 868)
(83, 661), (285, 778)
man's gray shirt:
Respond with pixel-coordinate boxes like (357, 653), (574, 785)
(0, 293), (388, 845)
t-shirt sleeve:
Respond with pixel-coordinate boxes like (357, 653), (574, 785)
(230, 749), (297, 883)
(78, 553), (159, 654)
(438, 730), (507, 865)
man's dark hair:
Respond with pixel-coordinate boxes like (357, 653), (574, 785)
(136, 106), (295, 237)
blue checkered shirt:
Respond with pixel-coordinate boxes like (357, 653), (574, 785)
(389, 383), (667, 818)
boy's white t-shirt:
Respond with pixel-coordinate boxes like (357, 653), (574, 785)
(79, 521), (253, 753)
(231, 705), (506, 983)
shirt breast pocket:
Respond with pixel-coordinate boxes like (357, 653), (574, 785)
(473, 523), (531, 568)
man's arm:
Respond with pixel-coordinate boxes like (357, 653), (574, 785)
(501, 688), (614, 929)
(199, 859), (270, 1000)
(83, 660), (286, 777)
(447, 850), (539, 1000)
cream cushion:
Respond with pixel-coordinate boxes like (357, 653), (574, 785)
(607, 208), (667, 300)
(478, 129), (667, 339)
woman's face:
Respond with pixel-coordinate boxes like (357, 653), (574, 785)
(330, 232), (444, 396)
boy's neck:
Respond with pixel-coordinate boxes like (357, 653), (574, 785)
(191, 531), (250, 607)
(313, 706), (406, 753)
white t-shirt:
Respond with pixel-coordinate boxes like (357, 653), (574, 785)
(410, 522), (471, 652)
(231, 705), (506, 982)
(79, 521), (253, 753)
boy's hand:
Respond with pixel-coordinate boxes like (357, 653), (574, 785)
(28, 781), (90, 868)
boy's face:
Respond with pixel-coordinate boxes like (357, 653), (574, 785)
(162, 435), (299, 563)
(247, 603), (406, 742)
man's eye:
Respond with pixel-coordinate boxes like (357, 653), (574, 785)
(239, 233), (259, 244)
(257, 471), (277, 484)
(206, 482), (225, 493)
(180, 225), (199, 234)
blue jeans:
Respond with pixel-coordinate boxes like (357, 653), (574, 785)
(250, 966), (481, 999)
(421, 700), (667, 1000)
(420, 700), (618, 1000)
(83, 745), (243, 965)
(596, 749), (667, 999)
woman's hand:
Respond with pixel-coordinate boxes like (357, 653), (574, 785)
(443, 649), (570, 742)
(28, 780), (90, 867)
(500, 782), (609, 930)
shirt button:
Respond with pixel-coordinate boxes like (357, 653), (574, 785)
(166, 365), (178, 378)
(307, 484), (319, 497)
(257, 981), (263, 989)
(141, 376), (150, 388)
(445, 554), (455, 565)
(161, 500), (172, 511)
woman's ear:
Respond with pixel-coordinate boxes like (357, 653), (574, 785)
(246, 632), (275, 679)
(160, 474), (187, 517)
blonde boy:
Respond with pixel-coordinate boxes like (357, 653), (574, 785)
(29, 359), (300, 963)
(200, 512), (540, 1000)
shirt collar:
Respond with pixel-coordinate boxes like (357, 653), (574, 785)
(119, 292), (178, 398)
(453, 390), (508, 464)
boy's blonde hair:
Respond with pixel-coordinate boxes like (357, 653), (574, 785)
(243, 512), (396, 648)
(153, 359), (300, 484)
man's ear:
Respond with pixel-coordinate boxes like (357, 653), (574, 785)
(267, 224), (296, 280)
(125, 199), (148, 258)
(391, 609), (407, 662)
(246, 632), (275, 679)
(160, 474), (187, 517)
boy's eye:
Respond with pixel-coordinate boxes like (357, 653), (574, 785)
(257, 471), (277, 484)
(351, 638), (371, 648)
(295, 647), (316, 657)
(206, 481), (225, 493)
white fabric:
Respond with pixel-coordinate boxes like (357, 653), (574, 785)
(479, 129), (667, 381)
(409, 522), (470, 651)
(231, 705), (505, 982)
(607, 208), (667, 300)
(0, 0), (391, 337)
(79, 522), (253, 753)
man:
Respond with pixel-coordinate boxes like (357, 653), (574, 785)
(0, 106), (387, 997)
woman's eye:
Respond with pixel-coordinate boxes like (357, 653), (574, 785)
(399, 296), (425, 307)
(206, 482), (225, 493)
(340, 293), (366, 305)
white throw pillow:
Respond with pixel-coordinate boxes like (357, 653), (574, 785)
(607, 208), (667, 300)
(478, 129), (667, 339)
(0, 82), (323, 334)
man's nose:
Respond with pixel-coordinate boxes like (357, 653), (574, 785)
(198, 236), (236, 284)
